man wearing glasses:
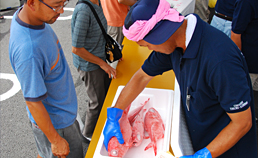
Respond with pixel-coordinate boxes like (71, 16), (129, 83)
(9, 0), (84, 157)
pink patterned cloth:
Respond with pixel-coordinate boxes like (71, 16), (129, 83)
(123, 0), (184, 42)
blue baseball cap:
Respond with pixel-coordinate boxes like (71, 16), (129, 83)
(124, 0), (184, 45)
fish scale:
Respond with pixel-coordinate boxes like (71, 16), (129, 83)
(144, 107), (165, 156)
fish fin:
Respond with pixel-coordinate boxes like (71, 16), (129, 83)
(144, 142), (157, 156)
(124, 104), (132, 115)
(141, 98), (150, 106)
(128, 105), (143, 123)
(144, 135), (149, 139)
(144, 142), (154, 151)
(153, 142), (157, 156)
(144, 132), (149, 139)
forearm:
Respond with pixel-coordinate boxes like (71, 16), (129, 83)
(26, 101), (60, 144)
(231, 31), (242, 50)
(114, 68), (153, 110)
(72, 46), (107, 67)
(118, 0), (137, 6)
(207, 108), (252, 157)
(72, 46), (117, 78)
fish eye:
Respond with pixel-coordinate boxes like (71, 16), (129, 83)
(137, 134), (141, 140)
(111, 149), (118, 156)
(149, 108), (155, 112)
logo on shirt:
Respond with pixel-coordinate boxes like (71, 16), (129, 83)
(230, 101), (248, 110)
(240, 51), (245, 58)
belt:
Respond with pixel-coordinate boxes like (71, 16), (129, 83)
(215, 12), (233, 21)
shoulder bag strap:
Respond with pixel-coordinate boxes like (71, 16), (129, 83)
(76, 1), (109, 42)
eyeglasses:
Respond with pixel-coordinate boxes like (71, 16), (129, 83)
(39, 0), (69, 12)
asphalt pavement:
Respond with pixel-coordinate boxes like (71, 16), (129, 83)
(0, 1), (90, 157)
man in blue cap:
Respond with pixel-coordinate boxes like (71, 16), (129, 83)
(103, 0), (257, 157)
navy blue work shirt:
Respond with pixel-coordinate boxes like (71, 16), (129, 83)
(232, 0), (258, 73)
(142, 14), (257, 157)
(215, 0), (236, 17)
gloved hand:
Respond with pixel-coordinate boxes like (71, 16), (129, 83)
(180, 147), (212, 158)
(103, 107), (124, 150)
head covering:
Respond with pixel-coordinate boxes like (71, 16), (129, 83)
(123, 0), (184, 45)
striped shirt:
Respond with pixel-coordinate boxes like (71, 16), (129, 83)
(71, 0), (107, 72)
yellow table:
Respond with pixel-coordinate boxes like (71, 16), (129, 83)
(85, 38), (175, 158)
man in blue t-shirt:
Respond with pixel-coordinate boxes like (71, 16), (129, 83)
(9, 0), (83, 157)
(102, 0), (258, 157)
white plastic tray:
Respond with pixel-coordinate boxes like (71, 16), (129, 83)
(93, 86), (174, 158)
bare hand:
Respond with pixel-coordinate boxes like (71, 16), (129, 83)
(101, 63), (117, 79)
(118, 57), (123, 62)
(51, 136), (70, 157)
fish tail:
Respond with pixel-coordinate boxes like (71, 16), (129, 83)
(144, 141), (154, 151)
(153, 142), (157, 156)
(144, 141), (157, 156)
(143, 135), (149, 139)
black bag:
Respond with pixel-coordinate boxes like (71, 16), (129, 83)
(105, 34), (122, 63)
(76, 1), (122, 63)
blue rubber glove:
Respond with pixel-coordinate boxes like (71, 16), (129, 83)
(103, 107), (124, 150)
(180, 147), (212, 158)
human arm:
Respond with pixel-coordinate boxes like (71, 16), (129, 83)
(230, 0), (254, 51)
(180, 107), (252, 158)
(72, 46), (117, 79)
(206, 107), (252, 157)
(26, 100), (70, 157)
(103, 68), (153, 149)
(181, 53), (253, 157)
(118, 0), (137, 6)
(114, 68), (154, 110)
(231, 31), (242, 50)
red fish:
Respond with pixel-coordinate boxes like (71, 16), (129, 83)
(128, 98), (150, 124)
(144, 107), (165, 156)
(108, 104), (133, 157)
(131, 107), (146, 147)
(130, 98), (150, 147)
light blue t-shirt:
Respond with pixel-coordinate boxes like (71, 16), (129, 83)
(9, 8), (77, 129)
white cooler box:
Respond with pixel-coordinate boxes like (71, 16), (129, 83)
(170, 79), (194, 157)
(93, 79), (194, 158)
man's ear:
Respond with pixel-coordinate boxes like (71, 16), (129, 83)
(26, 0), (38, 11)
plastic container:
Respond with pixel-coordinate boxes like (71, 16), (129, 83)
(170, 79), (194, 157)
(93, 86), (174, 158)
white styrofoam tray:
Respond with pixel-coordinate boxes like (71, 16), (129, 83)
(93, 86), (174, 158)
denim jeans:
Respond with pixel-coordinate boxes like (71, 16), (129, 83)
(31, 120), (83, 158)
(210, 15), (232, 37)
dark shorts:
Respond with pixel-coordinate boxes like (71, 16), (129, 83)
(31, 120), (83, 158)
